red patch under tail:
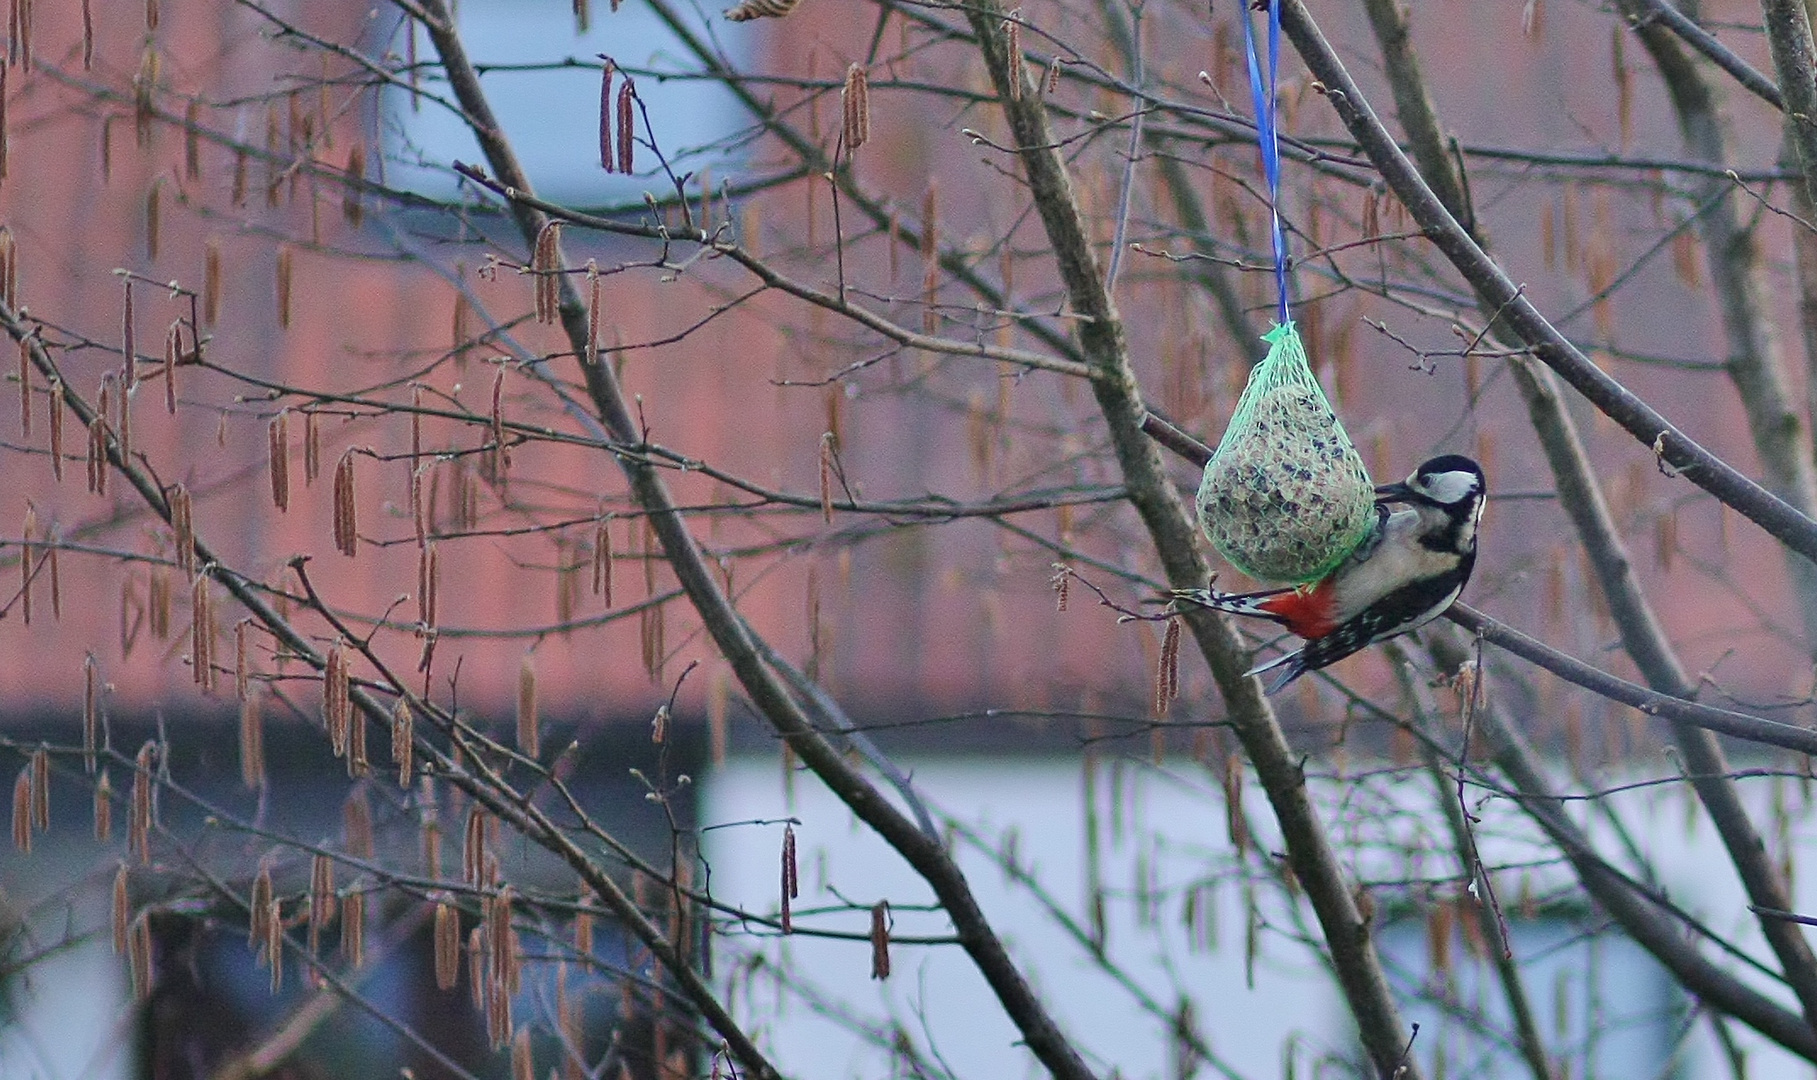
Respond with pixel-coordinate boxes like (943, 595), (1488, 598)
(1255, 582), (1338, 640)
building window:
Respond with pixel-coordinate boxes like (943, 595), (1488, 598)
(384, 3), (752, 206)
(1374, 914), (1685, 1077)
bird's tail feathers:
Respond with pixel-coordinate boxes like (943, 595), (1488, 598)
(1169, 586), (1296, 625)
(1173, 588), (1311, 691)
(1244, 650), (1308, 695)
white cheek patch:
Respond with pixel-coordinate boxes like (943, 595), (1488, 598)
(1420, 470), (1480, 505)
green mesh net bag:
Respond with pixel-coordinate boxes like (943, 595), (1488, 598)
(1195, 321), (1376, 584)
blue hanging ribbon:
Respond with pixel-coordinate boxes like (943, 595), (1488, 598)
(1241, 0), (1290, 325)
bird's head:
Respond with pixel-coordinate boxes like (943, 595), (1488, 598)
(1374, 455), (1484, 507)
(1374, 455), (1486, 547)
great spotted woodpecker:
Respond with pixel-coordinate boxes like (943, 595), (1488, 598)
(1173, 454), (1485, 694)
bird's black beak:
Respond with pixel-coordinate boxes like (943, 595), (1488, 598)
(1373, 480), (1414, 503)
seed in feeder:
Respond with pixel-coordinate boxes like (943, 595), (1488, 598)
(1196, 381), (1376, 583)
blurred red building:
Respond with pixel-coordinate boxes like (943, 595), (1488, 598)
(0, 0), (1807, 746)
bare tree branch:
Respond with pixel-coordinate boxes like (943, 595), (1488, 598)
(1279, 0), (1817, 566)
(411, 4), (1103, 1078)
(959, 3), (1423, 1074)
(1631, 0), (1785, 110)
(1427, 627), (1817, 1062)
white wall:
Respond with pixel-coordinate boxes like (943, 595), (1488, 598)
(701, 752), (1817, 1079)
